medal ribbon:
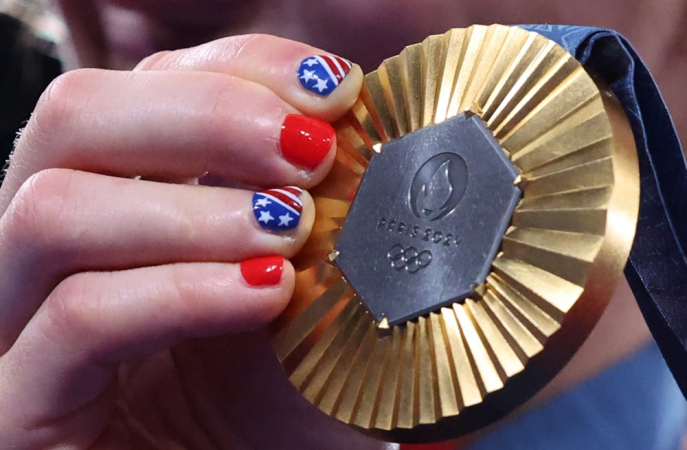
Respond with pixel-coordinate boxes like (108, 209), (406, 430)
(520, 25), (687, 397)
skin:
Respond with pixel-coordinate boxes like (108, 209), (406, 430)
(1, 0), (685, 448)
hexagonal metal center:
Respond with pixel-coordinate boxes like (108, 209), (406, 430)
(335, 114), (521, 327)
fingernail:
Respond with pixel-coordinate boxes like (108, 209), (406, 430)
(297, 55), (352, 96)
(241, 256), (284, 287)
(253, 186), (303, 233)
(280, 114), (334, 170)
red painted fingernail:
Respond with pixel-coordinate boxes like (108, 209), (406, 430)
(280, 114), (335, 170)
(240, 256), (284, 287)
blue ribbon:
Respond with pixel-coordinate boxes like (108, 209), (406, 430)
(518, 25), (687, 398)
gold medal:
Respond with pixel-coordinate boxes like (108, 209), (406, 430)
(270, 24), (639, 443)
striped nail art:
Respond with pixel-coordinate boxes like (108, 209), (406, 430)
(253, 187), (303, 233)
(298, 55), (352, 96)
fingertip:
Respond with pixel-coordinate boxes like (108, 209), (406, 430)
(281, 189), (315, 258)
(298, 131), (337, 188)
(280, 114), (335, 170)
(237, 256), (294, 312)
(297, 189), (316, 236)
(278, 115), (338, 187)
(296, 63), (363, 123)
(240, 255), (284, 287)
(276, 259), (295, 311)
(243, 257), (295, 326)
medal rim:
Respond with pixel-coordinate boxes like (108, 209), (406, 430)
(270, 24), (640, 443)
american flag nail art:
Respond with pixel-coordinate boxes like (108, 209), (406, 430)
(298, 55), (352, 96)
(253, 187), (303, 233)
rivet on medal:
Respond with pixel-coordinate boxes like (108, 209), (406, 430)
(270, 24), (640, 443)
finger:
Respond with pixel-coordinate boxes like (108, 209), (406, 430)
(0, 169), (314, 352)
(0, 259), (293, 448)
(135, 34), (363, 122)
(1, 68), (336, 213)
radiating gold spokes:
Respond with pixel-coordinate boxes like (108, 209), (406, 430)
(271, 25), (639, 442)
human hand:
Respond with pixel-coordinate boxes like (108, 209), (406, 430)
(0, 34), (395, 450)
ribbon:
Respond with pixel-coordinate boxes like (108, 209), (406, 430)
(519, 25), (687, 398)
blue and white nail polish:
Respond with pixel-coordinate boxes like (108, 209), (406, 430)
(297, 55), (352, 96)
(253, 187), (303, 233)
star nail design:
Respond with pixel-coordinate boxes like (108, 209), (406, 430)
(258, 211), (274, 224)
(253, 187), (303, 233)
(313, 78), (329, 93)
(297, 55), (352, 96)
(300, 69), (316, 83)
(255, 197), (272, 208)
(278, 213), (294, 227)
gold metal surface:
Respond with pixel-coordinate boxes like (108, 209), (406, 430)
(270, 24), (640, 443)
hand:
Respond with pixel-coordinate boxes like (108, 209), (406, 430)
(0, 34), (394, 450)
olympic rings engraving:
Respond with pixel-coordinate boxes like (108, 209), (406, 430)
(387, 244), (433, 273)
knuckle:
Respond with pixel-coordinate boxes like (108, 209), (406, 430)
(163, 265), (206, 331)
(2, 169), (79, 250)
(43, 274), (99, 344)
(203, 76), (286, 146)
(214, 34), (309, 71)
(215, 33), (265, 59)
(145, 34), (274, 71)
(195, 33), (265, 65)
(168, 264), (208, 311)
(31, 70), (98, 137)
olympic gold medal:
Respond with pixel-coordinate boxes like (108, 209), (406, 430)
(270, 24), (640, 443)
